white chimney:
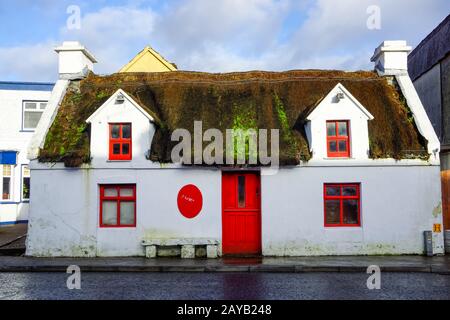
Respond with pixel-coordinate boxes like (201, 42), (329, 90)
(370, 40), (412, 76)
(54, 41), (97, 79)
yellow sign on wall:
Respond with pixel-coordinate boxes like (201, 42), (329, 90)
(433, 223), (441, 233)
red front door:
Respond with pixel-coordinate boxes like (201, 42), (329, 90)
(222, 172), (261, 255)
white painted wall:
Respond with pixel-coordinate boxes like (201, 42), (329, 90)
(0, 88), (51, 224)
(306, 84), (373, 161)
(87, 89), (156, 169)
(26, 160), (444, 256)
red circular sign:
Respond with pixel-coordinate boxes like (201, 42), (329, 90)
(177, 184), (203, 219)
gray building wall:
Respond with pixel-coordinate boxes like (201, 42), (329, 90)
(413, 64), (442, 140)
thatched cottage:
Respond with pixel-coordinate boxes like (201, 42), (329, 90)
(26, 41), (444, 257)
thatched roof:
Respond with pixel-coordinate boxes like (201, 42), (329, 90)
(39, 70), (428, 167)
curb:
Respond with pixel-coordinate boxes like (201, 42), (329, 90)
(0, 264), (449, 273)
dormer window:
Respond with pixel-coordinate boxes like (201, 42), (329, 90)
(109, 123), (132, 160)
(326, 120), (350, 158)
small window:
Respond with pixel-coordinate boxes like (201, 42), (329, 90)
(23, 101), (47, 130)
(324, 183), (360, 227)
(237, 175), (246, 208)
(109, 123), (132, 160)
(100, 185), (136, 227)
(22, 166), (30, 200)
(2, 165), (12, 200)
(326, 120), (350, 158)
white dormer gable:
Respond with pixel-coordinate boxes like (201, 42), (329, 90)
(86, 89), (156, 167)
(305, 83), (374, 160)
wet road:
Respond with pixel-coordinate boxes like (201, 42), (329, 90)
(0, 272), (449, 300)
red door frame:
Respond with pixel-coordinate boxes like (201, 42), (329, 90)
(221, 171), (262, 256)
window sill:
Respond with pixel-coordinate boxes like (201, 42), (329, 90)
(323, 157), (354, 160)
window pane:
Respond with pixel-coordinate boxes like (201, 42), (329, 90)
(338, 140), (347, 152)
(102, 201), (117, 225)
(120, 202), (135, 225)
(343, 200), (358, 224)
(104, 188), (118, 197)
(24, 102), (37, 110)
(122, 124), (131, 139)
(24, 111), (43, 129)
(122, 143), (130, 155)
(3, 165), (11, 176)
(39, 102), (47, 110)
(326, 122), (336, 136)
(113, 144), (120, 154)
(120, 188), (134, 197)
(338, 122), (348, 136)
(238, 176), (245, 208)
(111, 125), (120, 138)
(326, 185), (340, 196)
(23, 177), (30, 199)
(23, 166), (30, 177)
(343, 186), (357, 196)
(328, 141), (337, 152)
(325, 200), (340, 224)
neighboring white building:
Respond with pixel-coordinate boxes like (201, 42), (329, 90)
(0, 81), (54, 226)
(25, 41), (445, 257)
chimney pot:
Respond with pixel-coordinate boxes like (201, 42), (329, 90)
(370, 40), (412, 76)
(54, 41), (97, 79)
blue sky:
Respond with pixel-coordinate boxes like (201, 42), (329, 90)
(0, 0), (448, 81)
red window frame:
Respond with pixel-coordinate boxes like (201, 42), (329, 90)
(323, 183), (361, 227)
(109, 123), (132, 160)
(326, 120), (350, 158)
(99, 184), (136, 228)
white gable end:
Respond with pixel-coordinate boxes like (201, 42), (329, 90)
(86, 89), (156, 168)
(305, 83), (374, 161)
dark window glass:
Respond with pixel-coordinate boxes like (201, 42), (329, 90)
(342, 186), (357, 196)
(338, 140), (347, 152)
(343, 200), (358, 224)
(326, 186), (340, 196)
(111, 125), (120, 138)
(23, 177), (30, 199)
(122, 143), (130, 155)
(2, 177), (10, 200)
(325, 200), (340, 224)
(238, 176), (245, 208)
(329, 141), (337, 152)
(113, 144), (120, 154)
(326, 122), (336, 136)
(122, 124), (131, 139)
(338, 122), (348, 136)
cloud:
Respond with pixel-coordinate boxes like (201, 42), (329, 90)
(0, 42), (58, 81)
(0, 0), (448, 81)
(60, 6), (157, 74)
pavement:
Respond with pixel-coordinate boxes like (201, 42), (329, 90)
(0, 224), (449, 274)
(0, 255), (449, 274)
(0, 224), (27, 256)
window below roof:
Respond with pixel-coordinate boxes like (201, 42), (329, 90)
(326, 120), (350, 158)
(109, 123), (132, 161)
(23, 101), (47, 131)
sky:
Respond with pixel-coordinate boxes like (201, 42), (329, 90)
(0, 0), (448, 82)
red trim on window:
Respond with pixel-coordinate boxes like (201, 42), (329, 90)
(326, 120), (350, 158)
(99, 184), (136, 228)
(108, 123), (132, 161)
(323, 183), (361, 227)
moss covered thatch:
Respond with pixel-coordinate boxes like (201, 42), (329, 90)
(39, 70), (429, 167)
